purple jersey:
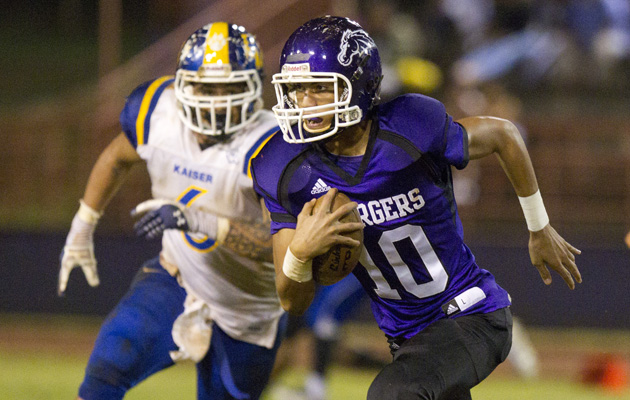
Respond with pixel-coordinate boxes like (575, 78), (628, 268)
(252, 94), (511, 339)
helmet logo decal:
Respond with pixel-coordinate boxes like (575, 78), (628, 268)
(337, 29), (375, 67)
(281, 63), (311, 74)
(207, 32), (227, 52)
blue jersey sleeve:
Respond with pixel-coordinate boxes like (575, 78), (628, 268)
(251, 133), (305, 234)
(378, 94), (469, 169)
(443, 118), (469, 170)
(243, 126), (279, 178)
(119, 76), (174, 149)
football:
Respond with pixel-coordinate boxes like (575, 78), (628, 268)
(311, 192), (364, 285)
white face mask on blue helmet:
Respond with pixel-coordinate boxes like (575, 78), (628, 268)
(175, 22), (264, 136)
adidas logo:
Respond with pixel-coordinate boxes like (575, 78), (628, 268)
(311, 178), (331, 195)
(446, 303), (459, 315)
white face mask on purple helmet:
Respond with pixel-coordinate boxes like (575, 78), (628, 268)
(272, 17), (383, 144)
(271, 70), (362, 143)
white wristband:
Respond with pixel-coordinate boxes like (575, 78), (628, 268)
(518, 190), (549, 232)
(77, 200), (102, 225)
(282, 246), (313, 283)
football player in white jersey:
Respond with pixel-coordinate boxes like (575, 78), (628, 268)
(58, 22), (285, 400)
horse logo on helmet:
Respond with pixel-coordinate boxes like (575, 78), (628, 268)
(337, 29), (375, 67)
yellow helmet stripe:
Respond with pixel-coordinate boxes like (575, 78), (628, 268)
(203, 22), (230, 66)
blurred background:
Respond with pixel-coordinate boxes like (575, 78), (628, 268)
(1, 0), (630, 398)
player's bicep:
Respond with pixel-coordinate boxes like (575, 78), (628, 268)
(260, 197), (271, 223)
(459, 116), (513, 160)
(108, 132), (143, 166)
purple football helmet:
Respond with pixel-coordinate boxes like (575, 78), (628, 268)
(175, 22), (264, 136)
(272, 16), (382, 143)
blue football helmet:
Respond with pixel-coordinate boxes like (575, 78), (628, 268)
(272, 16), (382, 143)
(175, 22), (264, 136)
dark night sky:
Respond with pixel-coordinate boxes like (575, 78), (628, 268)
(1, 0), (189, 105)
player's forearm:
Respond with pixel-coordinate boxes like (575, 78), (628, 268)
(464, 116), (550, 232)
(221, 219), (273, 262)
(272, 230), (316, 314)
(463, 116), (538, 196)
(83, 153), (135, 211)
(82, 134), (141, 212)
(275, 273), (316, 315)
(492, 123), (539, 197)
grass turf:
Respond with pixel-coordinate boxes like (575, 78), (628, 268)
(1, 351), (629, 400)
(1, 314), (629, 399)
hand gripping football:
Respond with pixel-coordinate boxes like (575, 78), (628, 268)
(311, 192), (364, 285)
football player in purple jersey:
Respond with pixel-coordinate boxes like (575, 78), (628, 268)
(251, 16), (581, 399)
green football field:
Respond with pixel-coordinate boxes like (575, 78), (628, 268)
(2, 354), (628, 400)
(1, 314), (628, 399)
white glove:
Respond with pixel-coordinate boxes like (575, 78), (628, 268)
(58, 200), (102, 296)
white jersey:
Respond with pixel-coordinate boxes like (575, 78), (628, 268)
(120, 76), (283, 348)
